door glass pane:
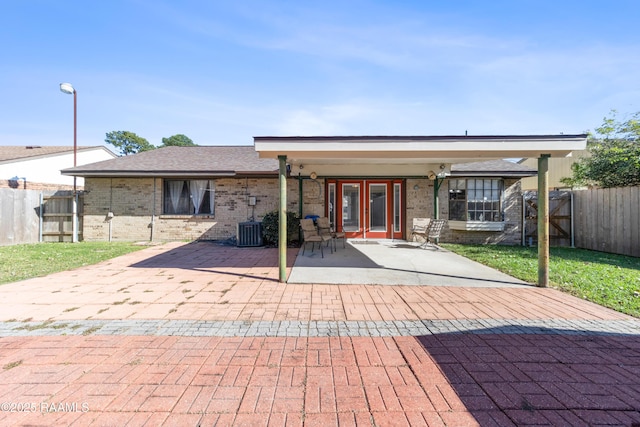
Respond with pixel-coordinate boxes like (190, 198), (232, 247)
(328, 183), (336, 229)
(342, 184), (360, 232)
(394, 184), (401, 232)
(369, 184), (386, 232)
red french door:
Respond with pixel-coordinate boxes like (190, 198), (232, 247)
(328, 180), (403, 239)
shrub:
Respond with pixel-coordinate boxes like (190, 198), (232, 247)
(261, 210), (300, 245)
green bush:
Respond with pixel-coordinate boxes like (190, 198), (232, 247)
(261, 210), (300, 245)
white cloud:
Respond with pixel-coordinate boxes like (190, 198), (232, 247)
(276, 103), (376, 135)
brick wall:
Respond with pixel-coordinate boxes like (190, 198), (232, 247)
(405, 178), (523, 245)
(83, 176), (523, 244)
(405, 178), (434, 237)
(301, 178), (325, 217)
(83, 177), (300, 242)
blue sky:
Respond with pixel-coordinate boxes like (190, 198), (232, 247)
(1, 0), (639, 148)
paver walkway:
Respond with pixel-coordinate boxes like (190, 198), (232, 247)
(0, 241), (639, 426)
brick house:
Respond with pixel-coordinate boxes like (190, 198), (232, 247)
(62, 142), (556, 245)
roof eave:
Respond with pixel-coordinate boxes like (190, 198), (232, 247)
(254, 135), (588, 161)
(61, 170), (280, 178)
(61, 170), (237, 178)
(449, 172), (537, 178)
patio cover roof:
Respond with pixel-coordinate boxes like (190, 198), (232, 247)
(254, 134), (588, 164)
(255, 134), (589, 287)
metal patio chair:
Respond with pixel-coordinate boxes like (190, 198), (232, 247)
(411, 218), (446, 248)
(410, 218), (431, 243)
(316, 217), (346, 250)
(300, 218), (332, 257)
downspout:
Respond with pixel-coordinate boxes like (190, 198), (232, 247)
(150, 178), (156, 242)
(108, 178), (114, 242)
(278, 155), (287, 283)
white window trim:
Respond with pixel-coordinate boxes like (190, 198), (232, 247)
(448, 220), (505, 232)
(163, 179), (216, 216)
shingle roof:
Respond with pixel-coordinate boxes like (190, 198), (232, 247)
(61, 146), (537, 178)
(0, 146), (103, 162)
(62, 146), (279, 177)
(450, 159), (536, 177)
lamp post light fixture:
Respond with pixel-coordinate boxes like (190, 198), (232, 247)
(59, 82), (78, 243)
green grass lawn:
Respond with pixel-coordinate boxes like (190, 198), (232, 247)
(0, 242), (148, 285)
(442, 244), (640, 318)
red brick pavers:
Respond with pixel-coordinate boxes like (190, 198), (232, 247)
(2, 335), (639, 426)
(1, 242), (639, 426)
(0, 242), (630, 323)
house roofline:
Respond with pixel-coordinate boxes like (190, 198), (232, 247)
(254, 134), (589, 162)
(61, 170), (279, 178)
(449, 172), (537, 178)
(0, 146), (116, 165)
(254, 134), (587, 142)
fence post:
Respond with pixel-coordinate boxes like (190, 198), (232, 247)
(72, 187), (78, 242)
(521, 194), (526, 246)
(39, 192), (44, 242)
(570, 191), (575, 248)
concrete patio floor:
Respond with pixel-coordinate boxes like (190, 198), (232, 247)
(0, 241), (639, 426)
(289, 239), (528, 287)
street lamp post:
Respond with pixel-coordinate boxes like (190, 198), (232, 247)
(59, 82), (78, 243)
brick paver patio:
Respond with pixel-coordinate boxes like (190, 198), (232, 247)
(0, 241), (639, 426)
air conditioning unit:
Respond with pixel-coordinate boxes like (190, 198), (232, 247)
(237, 221), (263, 247)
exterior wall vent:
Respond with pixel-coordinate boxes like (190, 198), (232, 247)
(237, 221), (263, 247)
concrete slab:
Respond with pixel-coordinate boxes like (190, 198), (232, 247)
(289, 240), (530, 287)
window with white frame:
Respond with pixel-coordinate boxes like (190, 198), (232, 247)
(448, 179), (503, 222)
(163, 179), (215, 215)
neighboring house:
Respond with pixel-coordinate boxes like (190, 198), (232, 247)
(0, 145), (117, 190)
(519, 149), (590, 190)
(62, 142), (547, 245)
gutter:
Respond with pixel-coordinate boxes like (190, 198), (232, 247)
(61, 170), (280, 178)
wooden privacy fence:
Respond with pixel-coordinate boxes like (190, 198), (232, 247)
(573, 186), (640, 257)
(0, 188), (83, 245)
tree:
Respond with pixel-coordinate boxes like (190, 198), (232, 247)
(562, 111), (640, 188)
(105, 131), (155, 156)
(160, 134), (197, 147)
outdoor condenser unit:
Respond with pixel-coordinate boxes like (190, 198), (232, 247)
(237, 221), (263, 247)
